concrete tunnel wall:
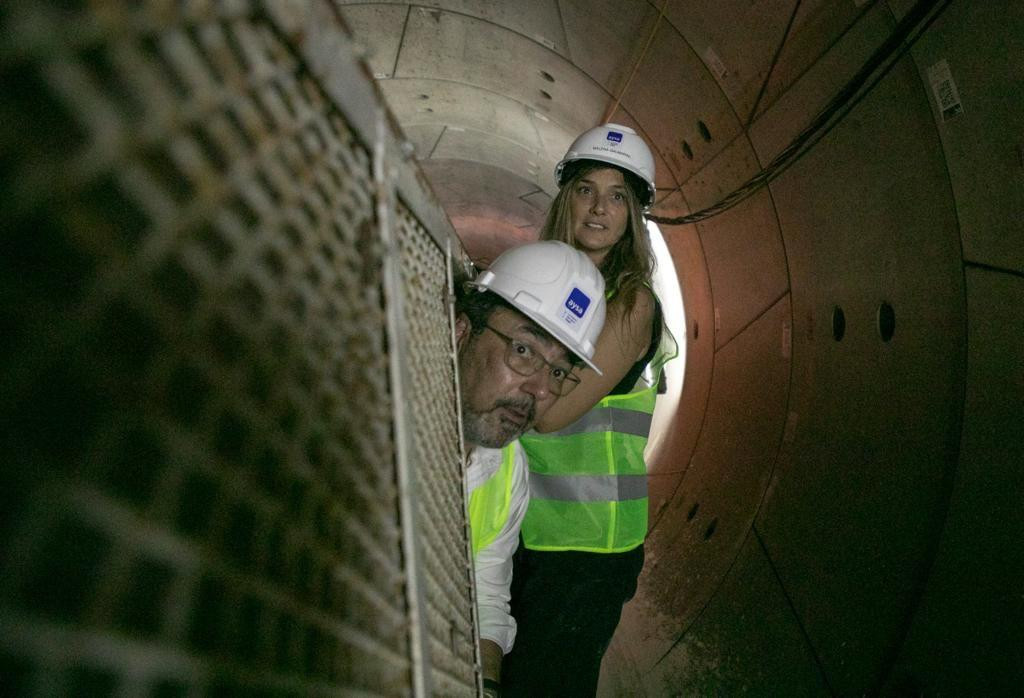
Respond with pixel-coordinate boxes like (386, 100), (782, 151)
(1, 1), (1021, 695)
(603, 4), (1020, 694)
(339, 0), (1024, 694)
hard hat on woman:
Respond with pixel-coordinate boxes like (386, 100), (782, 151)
(554, 123), (656, 209)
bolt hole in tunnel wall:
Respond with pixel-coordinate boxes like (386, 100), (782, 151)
(1, 2), (480, 696)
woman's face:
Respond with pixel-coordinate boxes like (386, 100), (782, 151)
(568, 167), (630, 265)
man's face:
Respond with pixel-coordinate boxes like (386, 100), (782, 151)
(456, 307), (569, 449)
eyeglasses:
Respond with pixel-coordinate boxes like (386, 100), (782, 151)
(484, 325), (581, 397)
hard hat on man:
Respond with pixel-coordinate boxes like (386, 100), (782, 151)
(469, 240), (606, 375)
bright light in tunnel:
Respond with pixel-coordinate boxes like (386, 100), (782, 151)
(646, 219), (686, 457)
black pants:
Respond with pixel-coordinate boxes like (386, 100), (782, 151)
(502, 544), (644, 697)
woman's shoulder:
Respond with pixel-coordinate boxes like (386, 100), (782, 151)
(606, 284), (655, 355)
(620, 284), (656, 323)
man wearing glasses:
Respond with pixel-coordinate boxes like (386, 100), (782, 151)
(454, 241), (606, 696)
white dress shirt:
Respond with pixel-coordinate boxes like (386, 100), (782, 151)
(466, 441), (529, 654)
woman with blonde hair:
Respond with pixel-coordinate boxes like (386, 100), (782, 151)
(503, 124), (672, 696)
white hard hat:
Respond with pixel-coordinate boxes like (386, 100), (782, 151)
(554, 123), (656, 209)
(469, 241), (606, 375)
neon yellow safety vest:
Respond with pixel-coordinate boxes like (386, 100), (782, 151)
(519, 291), (675, 553)
(519, 382), (656, 553)
(468, 444), (517, 557)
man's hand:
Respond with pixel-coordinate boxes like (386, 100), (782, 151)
(480, 639), (503, 696)
(480, 638), (503, 685)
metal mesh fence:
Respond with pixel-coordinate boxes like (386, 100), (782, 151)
(1, 1), (471, 695)
(396, 207), (477, 695)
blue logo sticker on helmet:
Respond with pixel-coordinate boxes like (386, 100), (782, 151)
(564, 288), (591, 319)
(606, 131), (623, 144)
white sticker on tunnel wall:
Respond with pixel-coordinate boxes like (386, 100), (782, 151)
(927, 60), (964, 121)
(534, 34), (556, 51)
(704, 46), (728, 80)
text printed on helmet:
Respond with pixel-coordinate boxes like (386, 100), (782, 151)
(561, 288), (591, 325)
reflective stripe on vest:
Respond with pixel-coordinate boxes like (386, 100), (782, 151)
(548, 406), (653, 439)
(468, 444), (516, 557)
(530, 471), (648, 502)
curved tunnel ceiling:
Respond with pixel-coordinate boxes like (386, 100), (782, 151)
(342, 1), (1023, 694)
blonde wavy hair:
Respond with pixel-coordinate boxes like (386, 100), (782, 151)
(539, 161), (655, 311)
